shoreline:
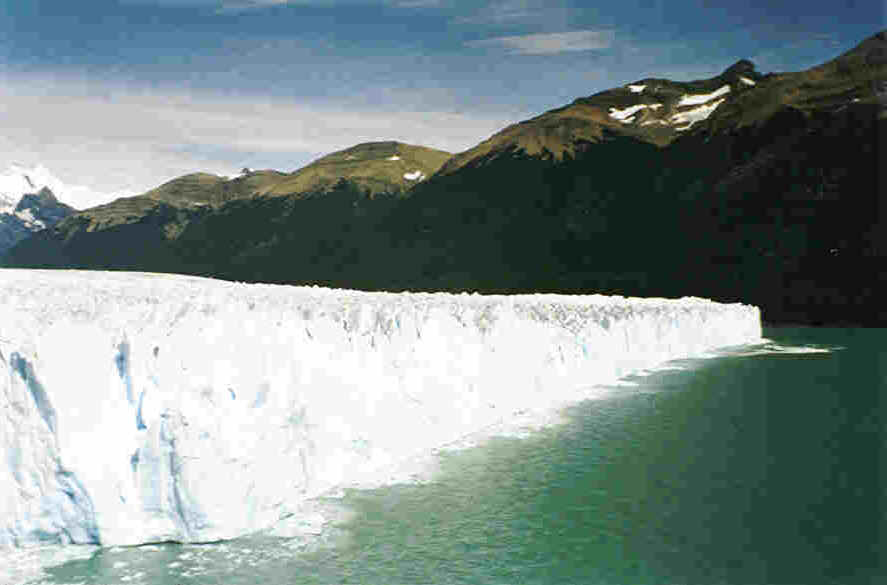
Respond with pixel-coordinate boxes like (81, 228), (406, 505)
(762, 321), (883, 329)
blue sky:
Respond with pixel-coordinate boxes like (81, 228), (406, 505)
(0, 0), (880, 207)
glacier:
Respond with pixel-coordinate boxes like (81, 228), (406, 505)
(0, 269), (762, 548)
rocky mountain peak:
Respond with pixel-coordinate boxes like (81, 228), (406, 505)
(0, 185), (76, 258)
(862, 31), (887, 66)
(15, 186), (62, 211)
(14, 186), (74, 220)
(720, 59), (759, 79)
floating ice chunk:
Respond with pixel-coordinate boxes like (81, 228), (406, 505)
(677, 84), (731, 106)
(608, 104), (648, 121)
(386, 155), (401, 161)
(671, 97), (727, 129)
(628, 84), (646, 93)
(403, 170), (425, 181)
(739, 76), (756, 86)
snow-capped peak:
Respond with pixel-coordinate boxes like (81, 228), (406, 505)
(0, 164), (77, 212)
(0, 164), (54, 213)
(0, 164), (131, 211)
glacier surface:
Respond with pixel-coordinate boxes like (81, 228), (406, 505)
(0, 269), (762, 547)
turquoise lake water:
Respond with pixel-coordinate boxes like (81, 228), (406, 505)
(7, 327), (884, 585)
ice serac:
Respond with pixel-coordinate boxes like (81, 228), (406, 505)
(0, 269), (762, 547)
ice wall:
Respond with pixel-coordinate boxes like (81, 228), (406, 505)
(0, 269), (761, 547)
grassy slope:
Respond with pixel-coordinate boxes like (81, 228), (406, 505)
(263, 141), (451, 197)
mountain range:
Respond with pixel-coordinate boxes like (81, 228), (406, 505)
(3, 30), (885, 326)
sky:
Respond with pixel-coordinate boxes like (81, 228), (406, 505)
(0, 0), (881, 208)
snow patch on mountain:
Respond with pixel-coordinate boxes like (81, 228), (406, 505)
(628, 84), (646, 93)
(404, 170), (425, 181)
(671, 98), (727, 130)
(222, 168), (252, 180)
(676, 84), (731, 106)
(15, 208), (44, 229)
(608, 104), (649, 122)
(386, 155), (401, 161)
(739, 76), (756, 86)
(0, 194), (17, 217)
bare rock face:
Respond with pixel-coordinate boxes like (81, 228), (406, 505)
(721, 59), (759, 78)
(16, 187), (75, 227)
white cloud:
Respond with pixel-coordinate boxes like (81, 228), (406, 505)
(454, 0), (570, 26)
(478, 0), (533, 21)
(119, 0), (438, 12)
(391, 0), (442, 6)
(0, 73), (520, 204)
(125, 0), (554, 18)
(466, 30), (615, 55)
(214, 0), (324, 12)
(128, 0), (443, 11)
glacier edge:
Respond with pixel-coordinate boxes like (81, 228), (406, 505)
(0, 269), (762, 547)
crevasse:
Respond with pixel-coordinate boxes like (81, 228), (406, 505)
(0, 269), (762, 547)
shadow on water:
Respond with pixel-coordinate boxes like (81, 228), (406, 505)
(37, 327), (885, 585)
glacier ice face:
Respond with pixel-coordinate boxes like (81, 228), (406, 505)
(0, 269), (762, 547)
